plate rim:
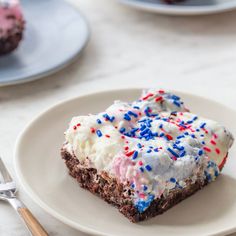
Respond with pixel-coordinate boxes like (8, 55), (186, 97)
(0, 1), (90, 87)
(14, 87), (236, 236)
(119, 0), (236, 15)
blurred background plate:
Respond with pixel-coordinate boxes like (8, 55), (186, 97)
(120, 0), (236, 15)
(0, 0), (90, 86)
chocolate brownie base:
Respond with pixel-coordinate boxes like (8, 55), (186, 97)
(61, 148), (210, 222)
(0, 20), (24, 55)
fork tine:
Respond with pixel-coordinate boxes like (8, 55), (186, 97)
(0, 158), (13, 183)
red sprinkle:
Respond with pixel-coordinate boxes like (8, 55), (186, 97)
(126, 150), (135, 157)
(203, 146), (211, 152)
(219, 155), (227, 170)
(139, 112), (142, 116)
(203, 128), (208, 134)
(155, 96), (163, 102)
(172, 156), (177, 161)
(210, 140), (216, 145)
(213, 133), (218, 139)
(121, 135), (125, 139)
(115, 126), (118, 129)
(159, 90), (165, 94)
(142, 93), (154, 100)
(124, 146), (129, 151)
(215, 148), (220, 154)
(76, 123), (81, 127)
(90, 127), (96, 133)
(139, 193), (146, 199)
(138, 161), (143, 166)
(166, 134), (173, 141)
(73, 126), (77, 130)
(105, 134), (110, 138)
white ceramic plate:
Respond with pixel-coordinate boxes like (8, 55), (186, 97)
(120, 0), (236, 15)
(0, 0), (89, 86)
(14, 88), (236, 236)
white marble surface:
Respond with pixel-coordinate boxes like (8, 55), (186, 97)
(1, 0), (236, 235)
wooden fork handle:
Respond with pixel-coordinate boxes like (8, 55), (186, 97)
(18, 207), (49, 236)
(8, 198), (49, 236)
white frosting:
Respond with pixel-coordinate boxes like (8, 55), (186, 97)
(64, 89), (234, 212)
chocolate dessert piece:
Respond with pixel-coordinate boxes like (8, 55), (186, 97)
(0, 0), (25, 55)
(61, 89), (234, 222)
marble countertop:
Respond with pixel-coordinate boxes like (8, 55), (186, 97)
(1, 0), (236, 235)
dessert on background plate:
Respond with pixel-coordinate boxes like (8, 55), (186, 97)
(0, 0), (25, 55)
(61, 89), (234, 222)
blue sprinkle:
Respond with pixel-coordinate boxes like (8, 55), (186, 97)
(119, 127), (126, 133)
(128, 111), (138, 118)
(159, 124), (163, 129)
(170, 177), (176, 183)
(205, 171), (212, 182)
(153, 132), (158, 137)
(135, 194), (155, 213)
(132, 151), (139, 160)
(172, 95), (180, 100)
(177, 135), (185, 139)
(200, 122), (206, 129)
(198, 150), (203, 156)
(138, 119), (147, 123)
(187, 120), (193, 124)
(133, 106), (140, 110)
(175, 140), (181, 144)
(191, 134), (195, 138)
(140, 128), (149, 136)
(160, 133), (165, 137)
(193, 116), (198, 121)
(179, 150), (186, 157)
(131, 128), (139, 135)
(215, 170), (219, 177)
(97, 119), (102, 124)
(103, 114), (110, 120)
(184, 132), (189, 135)
(200, 134), (205, 137)
(137, 143), (142, 148)
(139, 167), (144, 173)
(202, 141), (206, 145)
(154, 148), (159, 152)
(147, 149), (152, 153)
(144, 107), (151, 117)
(167, 148), (179, 157)
(140, 124), (146, 131)
(145, 165), (152, 171)
(143, 185), (148, 191)
(131, 183), (135, 188)
(173, 144), (183, 151)
(124, 114), (131, 121)
(173, 101), (181, 107)
(110, 116), (115, 122)
(96, 130), (102, 137)
(196, 129), (200, 132)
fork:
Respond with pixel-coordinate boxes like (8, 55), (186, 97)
(0, 158), (49, 236)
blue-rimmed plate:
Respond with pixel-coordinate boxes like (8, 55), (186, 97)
(120, 0), (236, 15)
(0, 0), (89, 86)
